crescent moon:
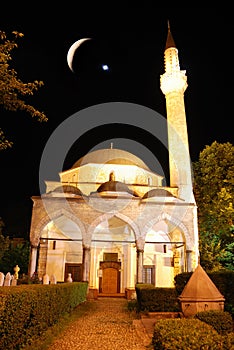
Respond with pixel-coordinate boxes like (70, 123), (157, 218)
(67, 38), (92, 73)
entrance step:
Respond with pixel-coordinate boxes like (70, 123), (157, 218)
(98, 293), (125, 298)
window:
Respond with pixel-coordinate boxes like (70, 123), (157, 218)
(103, 253), (118, 262)
(143, 265), (155, 285)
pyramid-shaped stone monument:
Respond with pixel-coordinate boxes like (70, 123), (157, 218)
(178, 264), (225, 317)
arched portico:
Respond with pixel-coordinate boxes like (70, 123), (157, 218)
(29, 208), (86, 279)
(87, 212), (140, 293)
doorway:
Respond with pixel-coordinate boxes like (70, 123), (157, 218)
(65, 263), (83, 282)
(99, 261), (121, 293)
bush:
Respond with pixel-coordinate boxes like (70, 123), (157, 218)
(127, 299), (138, 312)
(195, 310), (233, 335)
(152, 318), (233, 349)
(0, 282), (88, 349)
(135, 285), (180, 312)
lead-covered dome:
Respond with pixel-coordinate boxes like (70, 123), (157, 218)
(97, 181), (139, 196)
(72, 148), (151, 171)
(142, 188), (174, 199)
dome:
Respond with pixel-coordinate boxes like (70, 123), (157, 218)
(72, 148), (151, 171)
(142, 188), (174, 199)
(53, 185), (84, 196)
(96, 180), (139, 197)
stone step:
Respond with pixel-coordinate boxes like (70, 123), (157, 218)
(141, 311), (183, 319)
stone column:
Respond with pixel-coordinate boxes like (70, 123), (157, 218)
(136, 249), (144, 283)
(28, 245), (38, 277)
(186, 250), (192, 272)
(82, 245), (91, 282)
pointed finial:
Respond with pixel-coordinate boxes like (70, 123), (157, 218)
(167, 19), (170, 30)
(165, 20), (176, 49)
(109, 171), (115, 181)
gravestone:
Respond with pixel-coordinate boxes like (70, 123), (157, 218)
(66, 273), (73, 282)
(43, 273), (50, 284)
(4, 272), (12, 286)
(13, 265), (20, 279)
(11, 276), (17, 286)
(0, 272), (5, 286)
(50, 274), (57, 284)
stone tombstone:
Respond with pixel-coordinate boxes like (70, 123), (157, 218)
(50, 274), (57, 284)
(43, 273), (50, 285)
(66, 273), (73, 283)
(4, 272), (12, 286)
(0, 272), (4, 286)
(13, 265), (20, 279)
(11, 276), (17, 286)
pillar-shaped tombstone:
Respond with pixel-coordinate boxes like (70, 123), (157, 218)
(11, 276), (17, 286)
(14, 265), (20, 279)
(0, 272), (5, 286)
(43, 273), (50, 285)
(66, 273), (73, 283)
(4, 272), (12, 286)
(50, 274), (57, 284)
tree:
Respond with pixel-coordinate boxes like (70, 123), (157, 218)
(193, 141), (234, 271)
(0, 217), (30, 275)
(0, 217), (10, 261)
(0, 241), (30, 275)
(0, 30), (48, 150)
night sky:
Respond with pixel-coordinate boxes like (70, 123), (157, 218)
(0, 6), (233, 236)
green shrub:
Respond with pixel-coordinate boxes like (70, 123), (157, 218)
(127, 299), (138, 312)
(135, 285), (180, 312)
(152, 318), (233, 349)
(195, 310), (233, 335)
(0, 282), (88, 349)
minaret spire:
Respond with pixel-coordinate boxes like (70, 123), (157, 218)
(165, 20), (176, 50)
(160, 22), (194, 202)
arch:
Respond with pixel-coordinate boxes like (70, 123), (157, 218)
(87, 212), (140, 241)
(143, 212), (192, 249)
(32, 208), (86, 246)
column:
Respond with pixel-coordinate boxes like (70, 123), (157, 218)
(186, 250), (192, 272)
(136, 249), (144, 283)
(82, 245), (91, 282)
(28, 245), (38, 277)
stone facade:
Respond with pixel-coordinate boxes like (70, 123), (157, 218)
(28, 24), (199, 293)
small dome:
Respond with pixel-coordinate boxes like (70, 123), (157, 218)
(94, 172), (139, 197)
(53, 185), (84, 196)
(97, 180), (138, 196)
(142, 188), (174, 199)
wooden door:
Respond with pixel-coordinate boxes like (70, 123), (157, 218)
(102, 268), (118, 293)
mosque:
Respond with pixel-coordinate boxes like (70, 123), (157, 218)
(28, 24), (199, 294)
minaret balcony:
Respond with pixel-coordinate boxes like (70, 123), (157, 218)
(160, 71), (187, 95)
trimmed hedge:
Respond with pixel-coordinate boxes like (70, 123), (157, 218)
(195, 310), (233, 335)
(135, 284), (180, 312)
(0, 282), (88, 349)
(152, 318), (234, 349)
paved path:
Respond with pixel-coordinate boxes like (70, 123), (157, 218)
(47, 297), (153, 350)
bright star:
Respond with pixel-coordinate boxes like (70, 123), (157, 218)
(102, 64), (109, 71)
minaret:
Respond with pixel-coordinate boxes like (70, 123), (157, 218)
(160, 21), (194, 202)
